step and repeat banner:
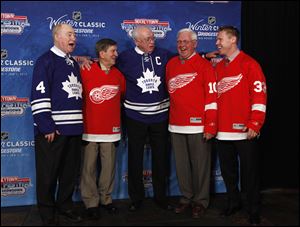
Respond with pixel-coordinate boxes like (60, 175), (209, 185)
(1, 1), (241, 207)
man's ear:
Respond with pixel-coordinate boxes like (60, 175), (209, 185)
(133, 39), (139, 47)
(193, 40), (198, 49)
(99, 50), (104, 59)
(231, 36), (237, 44)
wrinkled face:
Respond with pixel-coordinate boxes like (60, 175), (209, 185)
(100, 45), (118, 68)
(177, 31), (197, 59)
(216, 31), (236, 56)
(135, 28), (155, 53)
(55, 24), (76, 54)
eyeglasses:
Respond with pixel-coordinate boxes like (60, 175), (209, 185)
(141, 37), (156, 43)
(177, 40), (194, 45)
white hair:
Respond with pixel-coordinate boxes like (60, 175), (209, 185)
(177, 28), (197, 40)
(131, 26), (152, 40)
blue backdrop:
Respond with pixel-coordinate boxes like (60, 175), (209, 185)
(1, 1), (241, 207)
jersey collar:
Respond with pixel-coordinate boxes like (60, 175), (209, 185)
(50, 46), (71, 58)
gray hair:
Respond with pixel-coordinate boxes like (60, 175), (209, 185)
(131, 26), (152, 40)
(177, 28), (197, 41)
(52, 23), (72, 39)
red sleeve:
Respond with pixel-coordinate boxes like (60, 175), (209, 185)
(246, 60), (267, 132)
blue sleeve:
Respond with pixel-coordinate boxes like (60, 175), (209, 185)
(30, 55), (56, 135)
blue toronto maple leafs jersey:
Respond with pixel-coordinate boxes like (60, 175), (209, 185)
(30, 47), (83, 136)
(116, 47), (173, 123)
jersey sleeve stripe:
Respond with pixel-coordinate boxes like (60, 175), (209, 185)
(32, 109), (52, 115)
(52, 114), (83, 121)
(251, 104), (266, 112)
(31, 102), (51, 111)
(31, 98), (51, 105)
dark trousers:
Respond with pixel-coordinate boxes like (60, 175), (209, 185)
(126, 117), (169, 203)
(34, 134), (82, 221)
(216, 139), (260, 215)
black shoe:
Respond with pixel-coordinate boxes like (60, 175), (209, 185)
(128, 201), (142, 212)
(155, 201), (174, 211)
(84, 207), (101, 220)
(220, 205), (241, 217)
(42, 218), (59, 226)
(249, 213), (261, 225)
(101, 203), (118, 214)
(59, 210), (82, 223)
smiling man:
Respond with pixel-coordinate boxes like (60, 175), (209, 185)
(80, 39), (125, 219)
(215, 26), (267, 226)
(166, 28), (217, 219)
(31, 24), (83, 225)
(116, 26), (173, 212)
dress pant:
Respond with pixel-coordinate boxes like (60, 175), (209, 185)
(34, 134), (82, 221)
(126, 117), (169, 203)
(171, 133), (211, 208)
(80, 142), (116, 208)
(216, 139), (260, 215)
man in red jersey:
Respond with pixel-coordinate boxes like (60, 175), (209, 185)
(166, 28), (217, 218)
(215, 26), (267, 225)
(80, 39), (125, 220)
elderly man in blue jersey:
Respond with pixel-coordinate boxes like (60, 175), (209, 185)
(30, 24), (83, 225)
(116, 26), (173, 211)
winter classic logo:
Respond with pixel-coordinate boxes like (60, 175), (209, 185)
(186, 16), (219, 40)
(121, 18), (172, 39)
(1, 49), (34, 76)
(1, 13), (30, 35)
(47, 12), (105, 38)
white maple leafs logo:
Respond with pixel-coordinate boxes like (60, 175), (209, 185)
(89, 85), (119, 104)
(62, 72), (82, 99)
(217, 73), (243, 98)
(168, 72), (197, 93)
(137, 68), (161, 94)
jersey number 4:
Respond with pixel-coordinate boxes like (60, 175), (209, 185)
(36, 81), (46, 94)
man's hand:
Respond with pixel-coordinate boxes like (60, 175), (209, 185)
(74, 56), (93, 70)
(242, 127), (258, 140)
(44, 130), (60, 143)
(203, 132), (214, 141)
(205, 50), (220, 59)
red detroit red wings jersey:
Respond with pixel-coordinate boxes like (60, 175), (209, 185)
(215, 51), (267, 140)
(166, 54), (217, 134)
(81, 62), (125, 142)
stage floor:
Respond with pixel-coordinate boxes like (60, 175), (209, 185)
(1, 189), (298, 226)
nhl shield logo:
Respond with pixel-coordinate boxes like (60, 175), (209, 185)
(1, 49), (8, 59)
(1, 132), (9, 141)
(72, 11), (81, 21)
(208, 16), (216, 25)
